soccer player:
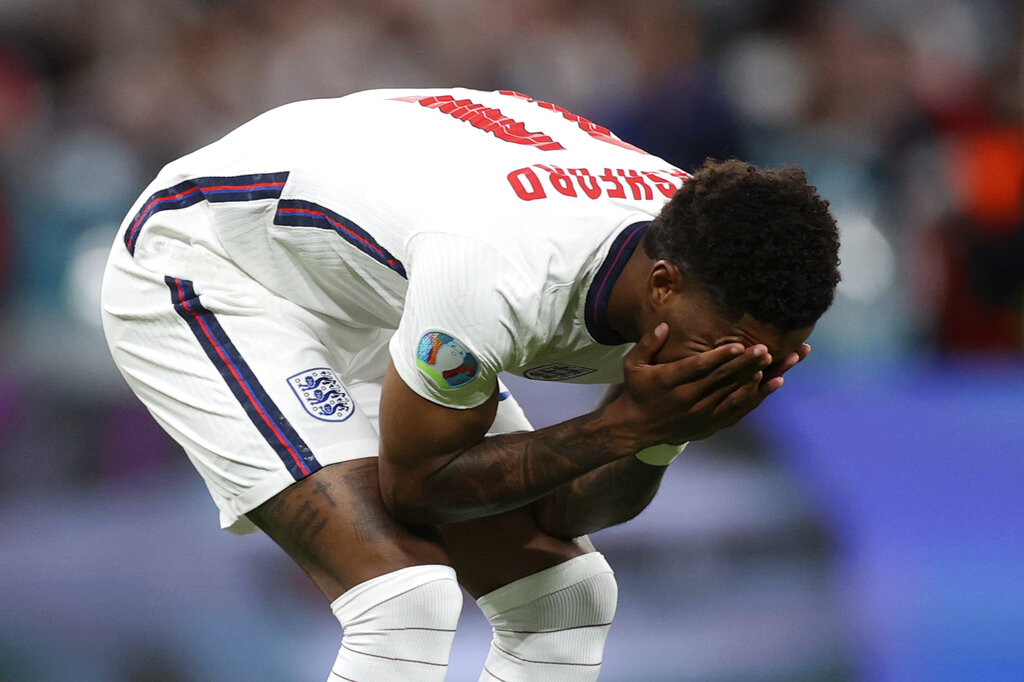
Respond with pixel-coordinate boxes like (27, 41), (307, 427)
(101, 88), (839, 681)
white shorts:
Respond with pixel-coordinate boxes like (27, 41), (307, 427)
(101, 208), (532, 534)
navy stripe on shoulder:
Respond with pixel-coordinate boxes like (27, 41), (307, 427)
(584, 221), (649, 346)
(274, 199), (407, 278)
(124, 172), (290, 255)
(164, 276), (321, 481)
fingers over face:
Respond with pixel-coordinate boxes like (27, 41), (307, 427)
(696, 366), (764, 418)
(759, 341), (812, 394)
(759, 375), (786, 396)
(626, 322), (670, 366)
(767, 351), (800, 378)
(697, 344), (773, 392)
(655, 342), (746, 385)
(651, 344), (770, 403)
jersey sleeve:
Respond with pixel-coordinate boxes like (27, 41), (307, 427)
(389, 233), (537, 409)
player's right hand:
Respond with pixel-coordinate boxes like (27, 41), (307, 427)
(609, 322), (774, 447)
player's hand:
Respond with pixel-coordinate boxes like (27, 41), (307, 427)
(759, 342), (811, 396)
(608, 323), (779, 447)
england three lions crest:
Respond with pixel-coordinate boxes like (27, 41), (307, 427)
(288, 368), (354, 422)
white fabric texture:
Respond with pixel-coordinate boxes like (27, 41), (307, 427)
(102, 221), (536, 533)
(120, 88), (685, 408)
(476, 552), (618, 682)
(328, 564), (462, 682)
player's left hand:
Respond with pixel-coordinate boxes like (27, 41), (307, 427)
(758, 342), (811, 396)
(697, 341), (810, 432)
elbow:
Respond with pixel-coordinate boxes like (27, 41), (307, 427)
(533, 496), (589, 540)
(383, 496), (440, 527)
(379, 474), (423, 524)
(379, 454), (499, 525)
(379, 470), (449, 526)
(534, 488), (660, 540)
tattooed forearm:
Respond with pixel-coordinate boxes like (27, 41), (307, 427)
(523, 380), (667, 539)
(412, 406), (635, 523)
(533, 456), (668, 539)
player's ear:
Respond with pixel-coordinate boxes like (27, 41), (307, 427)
(648, 259), (685, 305)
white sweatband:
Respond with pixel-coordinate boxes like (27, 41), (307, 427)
(635, 442), (688, 466)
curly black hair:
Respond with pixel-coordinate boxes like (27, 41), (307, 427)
(643, 158), (841, 330)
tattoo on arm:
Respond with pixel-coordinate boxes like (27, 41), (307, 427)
(415, 405), (632, 522)
(533, 456), (668, 539)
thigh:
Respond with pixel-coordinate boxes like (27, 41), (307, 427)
(248, 458), (449, 601)
(439, 505), (596, 598)
(104, 241), (388, 533)
(104, 224), (449, 601)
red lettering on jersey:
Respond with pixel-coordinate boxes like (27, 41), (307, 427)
(395, 95), (564, 151)
(498, 90), (647, 153)
(569, 168), (602, 199)
(508, 164), (682, 202)
(667, 169), (692, 183)
(619, 169), (653, 201)
(641, 170), (680, 198)
(599, 168), (627, 199)
(508, 167), (547, 200)
(536, 165), (577, 197)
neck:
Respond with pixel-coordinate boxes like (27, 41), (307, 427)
(605, 245), (651, 343)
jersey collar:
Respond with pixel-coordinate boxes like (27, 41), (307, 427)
(584, 221), (649, 346)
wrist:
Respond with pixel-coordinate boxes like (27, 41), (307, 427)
(591, 399), (654, 459)
(635, 442), (688, 466)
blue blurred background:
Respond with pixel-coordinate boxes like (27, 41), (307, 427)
(0, 1), (1022, 680)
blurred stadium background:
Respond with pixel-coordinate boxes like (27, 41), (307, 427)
(0, 1), (1022, 680)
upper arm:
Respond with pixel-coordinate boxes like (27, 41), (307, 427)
(378, 234), (534, 518)
(388, 232), (533, 409)
(378, 360), (499, 518)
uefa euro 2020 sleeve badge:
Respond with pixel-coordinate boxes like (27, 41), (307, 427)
(416, 331), (480, 389)
(287, 368), (354, 422)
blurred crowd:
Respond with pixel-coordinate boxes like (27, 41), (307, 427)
(0, 0), (1017, 491)
(0, 0), (1019, 490)
(0, 0), (1019, 474)
(0, 0), (1020, 353)
(0, 3), (1021, 679)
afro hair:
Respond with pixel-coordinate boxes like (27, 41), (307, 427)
(643, 158), (841, 330)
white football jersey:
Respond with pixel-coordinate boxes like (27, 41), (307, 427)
(122, 88), (687, 408)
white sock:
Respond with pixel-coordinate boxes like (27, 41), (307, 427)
(327, 564), (462, 682)
(476, 552), (618, 682)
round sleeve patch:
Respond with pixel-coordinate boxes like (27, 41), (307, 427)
(416, 331), (480, 389)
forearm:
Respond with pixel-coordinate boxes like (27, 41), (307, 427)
(381, 325), (779, 527)
(532, 455), (669, 539)
(427, 383), (670, 537)
(531, 383), (666, 539)
(382, 405), (641, 525)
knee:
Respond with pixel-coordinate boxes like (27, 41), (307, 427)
(478, 552), (618, 664)
(331, 564), (462, 657)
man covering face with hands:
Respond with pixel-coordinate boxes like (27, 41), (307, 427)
(102, 87), (840, 681)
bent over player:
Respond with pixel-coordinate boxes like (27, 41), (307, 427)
(101, 88), (840, 681)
